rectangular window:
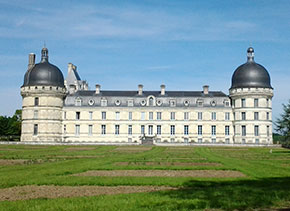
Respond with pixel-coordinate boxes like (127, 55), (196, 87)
(184, 125), (189, 135)
(34, 110), (38, 119)
(254, 98), (259, 107)
(64, 112), (66, 120)
(157, 112), (162, 120)
(198, 112), (202, 120)
(102, 112), (106, 120)
(241, 99), (246, 107)
(75, 125), (80, 135)
(116, 112), (120, 120)
(212, 112), (216, 120)
(170, 125), (175, 135)
(88, 125), (93, 136)
(148, 125), (153, 135)
(89, 111), (93, 120)
(184, 112), (189, 120)
(33, 124), (38, 135)
(198, 138), (202, 143)
(267, 126), (270, 136)
(64, 125), (66, 134)
(254, 112), (259, 120)
(141, 125), (145, 135)
(266, 99), (269, 107)
(254, 125), (259, 136)
(225, 112), (230, 120)
(115, 125), (120, 135)
(242, 125), (246, 136)
(170, 112), (175, 120)
(128, 125), (132, 135)
(198, 125), (202, 135)
(212, 138), (216, 143)
(149, 112), (153, 120)
(242, 112), (246, 120)
(211, 125), (216, 136)
(101, 125), (106, 135)
(233, 112), (236, 120)
(128, 112), (132, 120)
(141, 112), (145, 120)
(76, 112), (80, 120)
(34, 97), (39, 106)
(266, 112), (269, 120)
(157, 125), (161, 135)
(225, 126), (230, 136)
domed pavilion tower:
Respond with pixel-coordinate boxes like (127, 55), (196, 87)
(230, 47), (273, 144)
(20, 47), (66, 142)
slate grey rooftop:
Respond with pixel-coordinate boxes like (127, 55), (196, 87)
(71, 90), (228, 97)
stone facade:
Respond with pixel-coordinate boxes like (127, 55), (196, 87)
(20, 47), (273, 145)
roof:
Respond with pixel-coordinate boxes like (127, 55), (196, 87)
(230, 47), (272, 89)
(71, 90), (228, 97)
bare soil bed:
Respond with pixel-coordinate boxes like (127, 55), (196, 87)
(0, 185), (176, 201)
(64, 147), (96, 151)
(74, 170), (245, 178)
(115, 161), (221, 166)
(0, 159), (58, 166)
(114, 147), (152, 152)
(0, 159), (27, 165)
(156, 157), (207, 160)
(0, 148), (21, 151)
(54, 155), (104, 158)
(165, 147), (194, 150)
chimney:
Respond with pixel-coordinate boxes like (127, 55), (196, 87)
(160, 84), (165, 95)
(68, 63), (73, 72)
(138, 84), (143, 95)
(203, 85), (209, 95)
(95, 84), (101, 94)
(28, 53), (35, 69)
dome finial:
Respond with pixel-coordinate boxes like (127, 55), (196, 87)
(41, 45), (48, 63)
(247, 47), (254, 62)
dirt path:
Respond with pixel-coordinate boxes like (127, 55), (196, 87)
(74, 170), (245, 178)
(0, 185), (176, 201)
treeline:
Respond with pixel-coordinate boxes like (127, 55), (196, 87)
(0, 110), (21, 141)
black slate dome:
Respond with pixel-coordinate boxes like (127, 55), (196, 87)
(23, 48), (64, 87)
(230, 47), (272, 89)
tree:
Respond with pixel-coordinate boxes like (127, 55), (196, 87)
(0, 109), (22, 139)
(275, 100), (290, 146)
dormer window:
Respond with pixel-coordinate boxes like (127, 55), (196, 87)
(101, 98), (107, 107)
(75, 97), (82, 106)
(197, 99), (203, 107)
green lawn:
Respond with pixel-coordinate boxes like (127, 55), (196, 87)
(0, 145), (290, 210)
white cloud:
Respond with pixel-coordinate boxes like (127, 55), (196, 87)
(0, 2), (282, 42)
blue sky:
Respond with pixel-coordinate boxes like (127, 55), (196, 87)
(0, 0), (290, 126)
